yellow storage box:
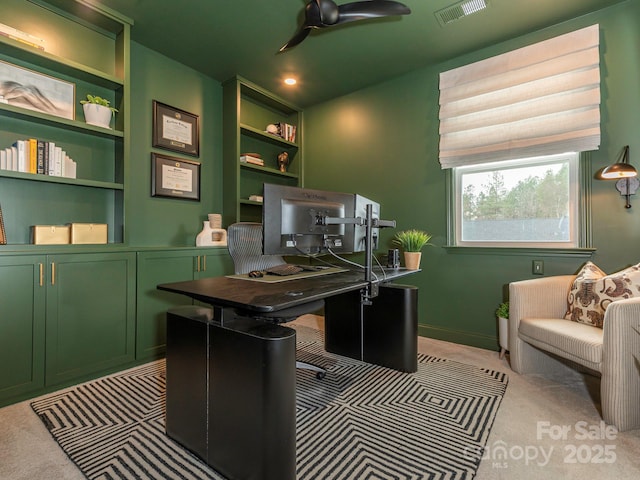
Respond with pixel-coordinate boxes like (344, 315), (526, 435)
(69, 223), (108, 244)
(32, 225), (70, 245)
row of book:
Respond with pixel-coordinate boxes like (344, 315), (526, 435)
(0, 22), (46, 51)
(1, 139), (77, 179)
(272, 122), (297, 143)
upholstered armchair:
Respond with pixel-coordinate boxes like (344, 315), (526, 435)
(509, 274), (640, 431)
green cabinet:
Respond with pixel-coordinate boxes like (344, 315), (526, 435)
(0, 251), (135, 406)
(0, 255), (46, 402)
(45, 252), (136, 386)
(136, 248), (233, 360)
(0, 0), (131, 245)
(222, 76), (303, 226)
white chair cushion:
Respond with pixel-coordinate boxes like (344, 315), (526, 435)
(518, 317), (603, 372)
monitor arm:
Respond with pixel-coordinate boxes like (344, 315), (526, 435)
(319, 204), (396, 303)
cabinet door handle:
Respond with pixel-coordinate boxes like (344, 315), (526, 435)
(51, 262), (55, 286)
(39, 263), (44, 287)
(196, 256), (201, 272)
(202, 255), (206, 272)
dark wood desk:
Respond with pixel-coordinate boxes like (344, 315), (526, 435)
(158, 267), (413, 313)
(158, 267), (418, 480)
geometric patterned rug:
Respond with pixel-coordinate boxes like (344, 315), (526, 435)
(31, 325), (508, 480)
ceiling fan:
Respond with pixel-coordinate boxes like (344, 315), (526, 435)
(279, 0), (411, 52)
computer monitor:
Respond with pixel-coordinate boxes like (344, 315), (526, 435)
(262, 183), (380, 255)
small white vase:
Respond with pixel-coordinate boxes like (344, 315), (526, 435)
(83, 103), (113, 129)
(195, 215), (227, 246)
(403, 251), (422, 270)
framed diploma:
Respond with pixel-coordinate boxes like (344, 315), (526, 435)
(151, 153), (201, 201)
(152, 100), (199, 157)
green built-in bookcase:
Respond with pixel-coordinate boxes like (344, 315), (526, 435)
(222, 75), (303, 226)
(0, 0), (131, 246)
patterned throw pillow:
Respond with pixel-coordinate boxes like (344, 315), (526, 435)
(565, 261), (640, 328)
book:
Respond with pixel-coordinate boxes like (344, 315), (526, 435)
(47, 142), (56, 175)
(240, 155), (264, 166)
(12, 140), (26, 172)
(42, 141), (50, 175)
(0, 22), (45, 50)
(28, 138), (37, 173)
(36, 140), (45, 174)
(10, 146), (18, 171)
(53, 146), (62, 176)
(274, 122), (296, 142)
(0, 149), (6, 170)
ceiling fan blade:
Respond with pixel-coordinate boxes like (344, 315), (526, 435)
(337, 1), (411, 23)
(279, 27), (312, 52)
(279, 0), (410, 52)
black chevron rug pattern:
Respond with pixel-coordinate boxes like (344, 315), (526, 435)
(31, 325), (508, 480)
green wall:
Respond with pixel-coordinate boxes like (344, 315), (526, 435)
(303, 1), (640, 349)
(127, 42), (223, 246)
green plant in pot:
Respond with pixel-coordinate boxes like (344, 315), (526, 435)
(80, 94), (118, 129)
(392, 229), (433, 270)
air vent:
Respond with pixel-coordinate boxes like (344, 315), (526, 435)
(435, 0), (489, 26)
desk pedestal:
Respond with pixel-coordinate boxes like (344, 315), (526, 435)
(324, 284), (418, 372)
(165, 306), (296, 480)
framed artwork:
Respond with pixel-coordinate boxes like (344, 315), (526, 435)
(0, 203), (6, 245)
(152, 100), (199, 157)
(151, 153), (200, 201)
(0, 59), (75, 120)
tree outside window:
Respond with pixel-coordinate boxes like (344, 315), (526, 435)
(454, 153), (578, 247)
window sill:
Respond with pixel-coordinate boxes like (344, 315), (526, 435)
(443, 246), (596, 257)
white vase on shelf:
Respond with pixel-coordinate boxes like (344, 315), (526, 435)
(195, 214), (227, 246)
(82, 103), (113, 129)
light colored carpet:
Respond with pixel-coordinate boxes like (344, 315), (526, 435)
(1, 314), (639, 479)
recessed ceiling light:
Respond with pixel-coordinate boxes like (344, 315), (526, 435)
(284, 78), (297, 86)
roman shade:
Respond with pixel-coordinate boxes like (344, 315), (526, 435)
(439, 24), (600, 169)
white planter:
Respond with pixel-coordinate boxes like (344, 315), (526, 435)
(82, 103), (113, 129)
(498, 316), (509, 359)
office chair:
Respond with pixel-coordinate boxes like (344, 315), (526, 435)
(227, 222), (326, 379)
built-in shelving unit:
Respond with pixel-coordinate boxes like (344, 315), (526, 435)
(222, 75), (303, 226)
(0, 0), (131, 245)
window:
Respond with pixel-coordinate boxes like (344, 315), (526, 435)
(438, 25), (598, 251)
(453, 153), (580, 248)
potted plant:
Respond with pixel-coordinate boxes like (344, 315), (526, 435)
(80, 94), (118, 129)
(392, 229), (433, 270)
(495, 301), (509, 359)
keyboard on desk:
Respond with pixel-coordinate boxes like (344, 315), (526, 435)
(264, 264), (304, 276)
(264, 264), (326, 276)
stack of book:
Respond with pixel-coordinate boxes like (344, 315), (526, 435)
(0, 22), (46, 50)
(1, 138), (77, 178)
(240, 153), (264, 166)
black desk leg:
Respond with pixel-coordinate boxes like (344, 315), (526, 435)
(166, 306), (297, 480)
(324, 284), (418, 373)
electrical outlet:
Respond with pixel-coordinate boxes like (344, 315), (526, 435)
(533, 260), (544, 275)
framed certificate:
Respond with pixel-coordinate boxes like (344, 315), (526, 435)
(151, 153), (200, 201)
(152, 100), (199, 157)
